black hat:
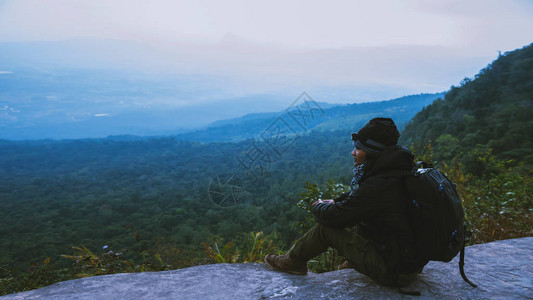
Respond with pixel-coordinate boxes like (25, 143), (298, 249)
(352, 118), (399, 153)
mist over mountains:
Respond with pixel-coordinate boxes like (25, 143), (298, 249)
(0, 65), (442, 141)
(0, 37), (489, 140)
(0, 67), (294, 140)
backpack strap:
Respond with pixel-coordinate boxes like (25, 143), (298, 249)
(459, 226), (477, 288)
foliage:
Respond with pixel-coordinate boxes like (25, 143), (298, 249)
(409, 141), (532, 244)
(401, 43), (533, 175)
(201, 231), (281, 264)
(307, 248), (344, 274)
(408, 140), (436, 166)
(61, 245), (134, 277)
(294, 181), (350, 273)
(202, 240), (240, 264)
(136, 237), (202, 271)
(296, 181), (350, 234)
(0, 257), (74, 295)
(399, 43), (533, 244)
(440, 150), (533, 244)
(242, 231), (277, 263)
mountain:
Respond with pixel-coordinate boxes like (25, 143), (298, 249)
(0, 67), (293, 140)
(175, 93), (444, 143)
(400, 43), (533, 174)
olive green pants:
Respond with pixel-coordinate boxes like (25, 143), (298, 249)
(289, 223), (417, 286)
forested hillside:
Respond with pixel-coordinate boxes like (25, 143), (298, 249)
(0, 130), (353, 290)
(401, 43), (533, 175)
(175, 93), (443, 142)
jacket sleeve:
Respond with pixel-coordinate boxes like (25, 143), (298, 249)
(312, 201), (355, 228)
(312, 178), (389, 228)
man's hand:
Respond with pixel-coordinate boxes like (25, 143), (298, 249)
(312, 199), (335, 207)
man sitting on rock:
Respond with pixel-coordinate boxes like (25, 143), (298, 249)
(265, 117), (426, 287)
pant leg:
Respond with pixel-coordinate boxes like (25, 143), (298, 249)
(289, 223), (395, 285)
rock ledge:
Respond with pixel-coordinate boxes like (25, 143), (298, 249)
(2, 237), (532, 299)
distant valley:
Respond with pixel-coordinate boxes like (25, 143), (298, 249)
(0, 64), (443, 140)
(0, 37), (464, 140)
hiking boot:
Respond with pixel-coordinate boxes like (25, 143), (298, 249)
(337, 260), (356, 270)
(264, 254), (308, 275)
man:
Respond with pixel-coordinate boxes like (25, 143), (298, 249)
(264, 117), (425, 287)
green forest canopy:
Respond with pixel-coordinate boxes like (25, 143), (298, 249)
(401, 43), (533, 175)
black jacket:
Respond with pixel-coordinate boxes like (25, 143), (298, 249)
(313, 145), (418, 271)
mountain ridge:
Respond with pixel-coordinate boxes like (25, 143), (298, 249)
(174, 93), (444, 143)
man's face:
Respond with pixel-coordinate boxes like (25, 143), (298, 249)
(351, 147), (366, 167)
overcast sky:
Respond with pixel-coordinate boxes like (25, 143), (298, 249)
(1, 0), (532, 51)
(1, 0), (532, 102)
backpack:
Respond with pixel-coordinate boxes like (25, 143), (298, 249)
(401, 162), (477, 288)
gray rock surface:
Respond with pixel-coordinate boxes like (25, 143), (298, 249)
(3, 237), (532, 299)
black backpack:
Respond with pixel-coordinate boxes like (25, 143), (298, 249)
(403, 162), (477, 288)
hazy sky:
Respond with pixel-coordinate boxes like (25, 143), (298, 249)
(1, 0), (533, 102)
(1, 0), (532, 51)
